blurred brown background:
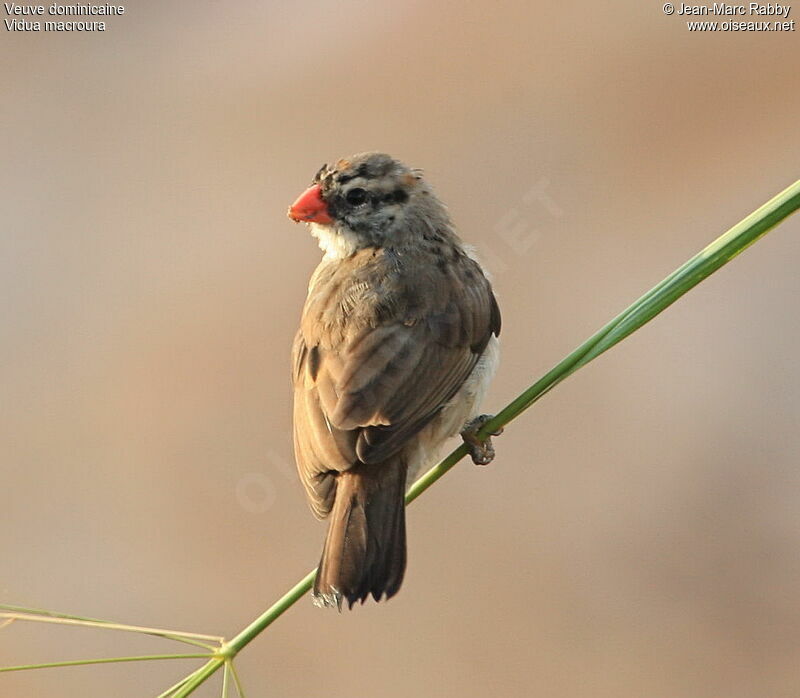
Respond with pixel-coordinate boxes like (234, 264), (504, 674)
(2, 1), (799, 696)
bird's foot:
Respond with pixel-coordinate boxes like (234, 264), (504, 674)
(461, 414), (503, 465)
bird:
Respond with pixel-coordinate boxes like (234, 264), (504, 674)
(288, 152), (501, 609)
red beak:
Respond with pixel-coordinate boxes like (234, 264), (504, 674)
(287, 184), (333, 224)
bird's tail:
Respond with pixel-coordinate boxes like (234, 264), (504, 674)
(313, 458), (407, 610)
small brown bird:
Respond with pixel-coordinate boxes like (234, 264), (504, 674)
(288, 153), (501, 609)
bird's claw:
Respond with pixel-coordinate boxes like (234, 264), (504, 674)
(461, 414), (503, 466)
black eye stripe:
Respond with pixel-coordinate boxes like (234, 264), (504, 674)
(382, 189), (408, 204)
(336, 171), (371, 185)
(336, 163), (374, 185)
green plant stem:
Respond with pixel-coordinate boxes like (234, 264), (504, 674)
(0, 653), (211, 673)
(170, 180), (799, 696)
(0, 609), (221, 649)
(228, 660), (246, 698)
(156, 665), (210, 698)
(413, 180), (800, 494)
(221, 662), (230, 698)
(171, 571), (317, 696)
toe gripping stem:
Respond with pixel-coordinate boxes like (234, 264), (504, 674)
(461, 414), (504, 466)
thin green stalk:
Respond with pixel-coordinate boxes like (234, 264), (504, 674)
(221, 662), (230, 698)
(0, 604), (223, 649)
(156, 665), (211, 698)
(168, 180), (799, 696)
(229, 661), (246, 698)
(0, 653), (211, 673)
(412, 179), (800, 495)
(171, 570), (317, 697)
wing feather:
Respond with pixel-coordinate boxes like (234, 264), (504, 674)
(292, 246), (499, 517)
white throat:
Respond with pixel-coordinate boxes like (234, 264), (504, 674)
(309, 223), (361, 260)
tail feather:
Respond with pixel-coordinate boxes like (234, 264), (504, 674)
(313, 458), (407, 609)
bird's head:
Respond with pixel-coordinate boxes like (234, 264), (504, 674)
(288, 152), (450, 257)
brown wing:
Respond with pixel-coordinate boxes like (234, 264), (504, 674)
(292, 247), (500, 518)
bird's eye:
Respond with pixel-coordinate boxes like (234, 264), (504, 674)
(345, 188), (368, 206)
